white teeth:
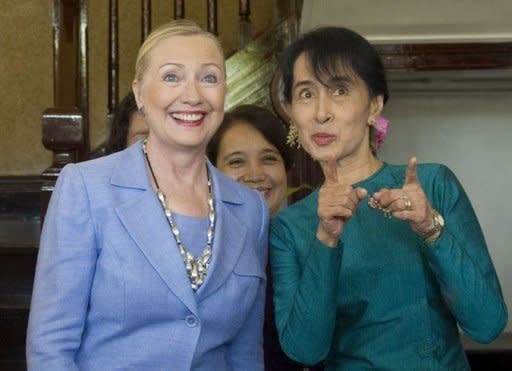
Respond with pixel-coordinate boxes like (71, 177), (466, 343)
(172, 113), (204, 121)
(249, 187), (269, 195)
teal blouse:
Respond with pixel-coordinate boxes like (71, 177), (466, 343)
(270, 163), (507, 370)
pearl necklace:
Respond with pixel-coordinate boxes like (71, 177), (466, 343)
(142, 140), (215, 291)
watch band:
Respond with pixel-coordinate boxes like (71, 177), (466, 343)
(420, 210), (444, 241)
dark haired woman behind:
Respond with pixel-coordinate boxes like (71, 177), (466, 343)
(208, 104), (294, 217)
(270, 26), (507, 370)
(106, 91), (148, 154)
(208, 104), (323, 370)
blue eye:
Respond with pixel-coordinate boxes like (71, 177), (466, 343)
(163, 73), (178, 83)
(202, 74), (218, 84)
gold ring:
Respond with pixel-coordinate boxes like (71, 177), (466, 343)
(400, 195), (412, 210)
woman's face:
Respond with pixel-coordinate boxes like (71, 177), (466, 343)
(287, 53), (382, 163)
(216, 122), (288, 217)
(133, 35), (226, 152)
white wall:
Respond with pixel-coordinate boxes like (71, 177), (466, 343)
(379, 91), (512, 333)
(301, 0), (512, 43)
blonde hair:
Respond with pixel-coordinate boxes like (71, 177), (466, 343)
(133, 19), (225, 84)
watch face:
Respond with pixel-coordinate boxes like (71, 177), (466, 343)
(434, 212), (445, 227)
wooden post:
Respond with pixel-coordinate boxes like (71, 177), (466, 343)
(174, 0), (185, 19)
(78, 0), (90, 160)
(141, 0), (151, 41)
(207, 0), (217, 35)
(107, 0), (119, 129)
(40, 108), (84, 225)
(238, 0), (251, 49)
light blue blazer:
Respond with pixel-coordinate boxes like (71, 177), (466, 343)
(27, 141), (269, 371)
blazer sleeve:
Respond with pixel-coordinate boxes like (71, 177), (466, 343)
(26, 164), (98, 370)
(420, 165), (508, 343)
(225, 193), (268, 371)
(270, 212), (343, 366)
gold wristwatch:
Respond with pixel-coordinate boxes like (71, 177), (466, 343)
(421, 210), (445, 242)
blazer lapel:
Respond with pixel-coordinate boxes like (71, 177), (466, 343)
(197, 164), (249, 299)
(111, 143), (198, 315)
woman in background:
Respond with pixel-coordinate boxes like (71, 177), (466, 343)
(208, 104), (293, 216)
(106, 91), (149, 154)
(27, 20), (268, 371)
(270, 26), (507, 370)
(208, 104), (323, 370)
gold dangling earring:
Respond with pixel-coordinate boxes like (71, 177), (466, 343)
(286, 122), (300, 148)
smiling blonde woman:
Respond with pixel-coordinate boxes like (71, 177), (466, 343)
(27, 20), (268, 371)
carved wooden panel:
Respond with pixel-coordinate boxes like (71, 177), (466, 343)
(375, 42), (512, 71)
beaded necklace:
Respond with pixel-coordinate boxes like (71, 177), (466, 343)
(142, 139), (215, 291)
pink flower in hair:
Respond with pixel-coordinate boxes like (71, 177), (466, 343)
(374, 116), (390, 150)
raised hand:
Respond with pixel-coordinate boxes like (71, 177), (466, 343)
(317, 158), (367, 247)
(370, 157), (436, 236)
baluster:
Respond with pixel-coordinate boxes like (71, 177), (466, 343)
(141, 0), (151, 41)
(238, 0), (251, 49)
(207, 0), (217, 34)
(52, 0), (78, 107)
(107, 0), (119, 130)
(175, 0), (185, 19)
(78, 0), (89, 160)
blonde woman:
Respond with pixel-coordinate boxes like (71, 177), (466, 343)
(27, 20), (268, 371)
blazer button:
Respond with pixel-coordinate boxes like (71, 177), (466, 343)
(185, 315), (199, 328)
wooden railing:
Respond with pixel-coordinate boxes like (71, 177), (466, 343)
(40, 0), (300, 220)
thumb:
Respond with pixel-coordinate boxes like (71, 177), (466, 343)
(404, 156), (419, 185)
(355, 187), (368, 201)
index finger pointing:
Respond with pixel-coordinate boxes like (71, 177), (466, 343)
(404, 156), (419, 185)
(322, 158), (339, 184)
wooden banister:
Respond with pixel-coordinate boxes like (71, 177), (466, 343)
(174, 0), (185, 19)
(78, 0), (90, 161)
(207, 0), (217, 35)
(238, 0), (251, 49)
(141, 0), (151, 41)
(107, 0), (119, 127)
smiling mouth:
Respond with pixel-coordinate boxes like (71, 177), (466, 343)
(247, 186), (271, 198)
(171, 112), (205, 123)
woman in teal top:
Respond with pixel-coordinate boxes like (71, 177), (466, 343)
(270, 26), (507, 370)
